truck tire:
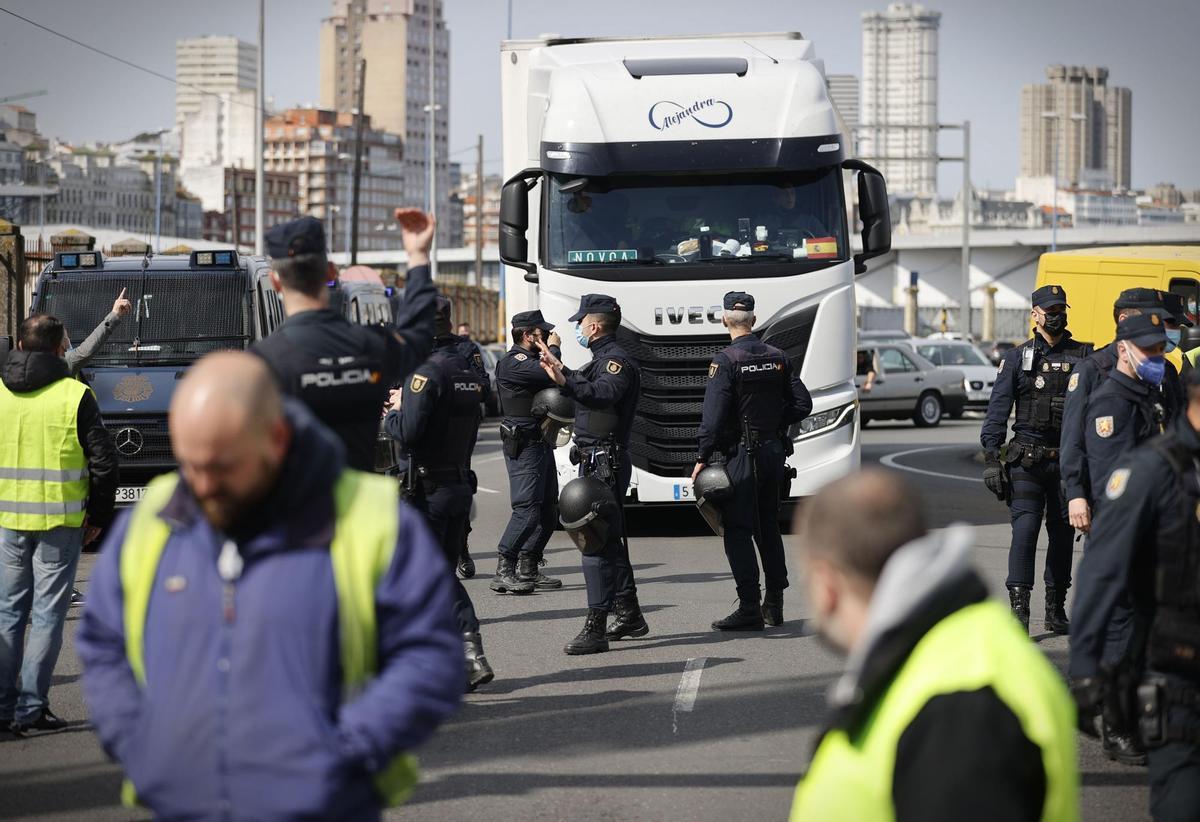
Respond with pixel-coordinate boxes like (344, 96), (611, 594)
(912, 391), (943, 428)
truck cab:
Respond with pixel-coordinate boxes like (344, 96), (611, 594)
(31, 249), (281, 503)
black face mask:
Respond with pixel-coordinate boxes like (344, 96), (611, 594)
(1041, 312), (1067, 336)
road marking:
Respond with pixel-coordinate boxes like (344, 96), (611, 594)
(474, 453), (505, 465)
(672, 657), (707, 732)
(879, 445), (984, 483)
(476, 486), (501, 494)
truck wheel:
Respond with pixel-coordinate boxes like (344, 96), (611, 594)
(913, 392), (943, 428)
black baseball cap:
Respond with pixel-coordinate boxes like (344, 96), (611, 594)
(511, 309), (554, 333)
(1115, 313), (1167, 348)
(1114, 287), (1170, 317)
(568, 294), (621, 323)
(265, 216), (326, 259)
(723, 291), (755, 311)
(1160, 291), (1194, 327)
(1031, 284), (1068, 309)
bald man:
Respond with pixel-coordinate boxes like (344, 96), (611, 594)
(77, 352), (463, 820)
(789, 470), (1078, 822)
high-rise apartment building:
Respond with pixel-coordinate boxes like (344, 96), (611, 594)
(174, 36), (258, 126)
(319, 0), (452, 244)
(1019, 65), (1131, 191)
(860, 3), (940, 196)
(825, 74), (860, 139)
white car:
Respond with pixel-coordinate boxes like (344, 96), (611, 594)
(908, 338), (998, 414)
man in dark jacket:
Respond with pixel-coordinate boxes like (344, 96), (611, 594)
(77, 352), (461, 820)
(0, 314), (117, 733)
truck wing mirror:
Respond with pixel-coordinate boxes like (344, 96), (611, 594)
(500, 168), (543, 283)
(843, 159), (892, 275)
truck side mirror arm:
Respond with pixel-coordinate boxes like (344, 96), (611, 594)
(499, 167), (543, 283)
(843, 159), (892, 276)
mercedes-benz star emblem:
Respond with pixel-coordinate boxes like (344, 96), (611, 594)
(115, 427), (144, 457)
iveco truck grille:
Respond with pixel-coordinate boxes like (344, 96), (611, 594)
(616, 306), (819, 477)
(106, 416), (174, 467)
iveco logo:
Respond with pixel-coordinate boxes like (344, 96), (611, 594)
(115, 427), (144, 457)
(654, 306), (723, 325)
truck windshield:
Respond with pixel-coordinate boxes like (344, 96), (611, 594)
(37, 269), (250, 365)
(546, 167), (846, 271)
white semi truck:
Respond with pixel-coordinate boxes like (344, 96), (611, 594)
(498, 32), (891, 505)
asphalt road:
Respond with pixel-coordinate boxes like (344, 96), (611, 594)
(0, 415), (1152, 821)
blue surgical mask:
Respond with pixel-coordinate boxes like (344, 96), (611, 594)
(1165, 328), (1181, 353)
(574, 323), (590, 349)
(1128, 343), (1166, 386)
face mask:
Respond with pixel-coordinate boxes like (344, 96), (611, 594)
(574, 323), (590, 349)
(1041, 312), (1067, 336)
(1127, 342), (1166, 386)
(1165, 328), (1181, 353)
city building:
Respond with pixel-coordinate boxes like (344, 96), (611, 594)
(1146, 182), (1184, 208)
(1019, 65), (1132, 191)
(319, 0), (452, 245)
(263, 107), (405, 252)
(825, 74), (860, 139)
(185, 167), (301, 247)
(180, 90), (257, 172)
(860, 3), (940, 196)
(174, 36), (258, 126)
(458, 170), (501, 247)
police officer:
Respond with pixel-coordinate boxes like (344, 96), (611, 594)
(453, 329), (491, 580)
(490, 309), (564, 595)
(538, 294), (646, 654)
(1162, 290), (1195, 383)
(255, 210), (437, 471)
(692, 291), (813, 630)
(981, 284), (1092, 634)
(384, 296), (494, 690)
(1070, 366), (1200, 819)
(1063, 288), (1180, 534)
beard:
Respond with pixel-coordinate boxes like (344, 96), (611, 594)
(195, 453), (281, 533)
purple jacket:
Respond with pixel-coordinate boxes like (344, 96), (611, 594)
(77, 401), (462, 821)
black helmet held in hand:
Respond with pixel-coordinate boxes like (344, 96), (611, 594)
(532, 387), (575, 445)
(559, 476), (617, 554)
(693, 462), (733, 535)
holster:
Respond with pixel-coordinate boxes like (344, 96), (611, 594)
(499, 421), (526, 459)
(1138, 676), (1200, 747)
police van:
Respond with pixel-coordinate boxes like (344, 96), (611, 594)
(328, 279), (394, 326)
(31, 249), (282, 503)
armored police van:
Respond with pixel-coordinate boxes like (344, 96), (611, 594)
(31, 249), (282, 503)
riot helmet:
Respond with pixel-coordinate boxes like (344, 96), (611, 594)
(693, 462), (733, 535)
(559, 476), (617, 555)
(531, 387), (576, 445)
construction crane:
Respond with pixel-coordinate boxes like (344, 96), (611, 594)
(0, 89), (48, 105)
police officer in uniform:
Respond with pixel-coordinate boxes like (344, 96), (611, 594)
(982, 284), (1092, 633)
(1063, 288), (1180, 534)
(538, 294), (646, 655)
(692, 291), (813, 631)
(452, 330), (491, 580)
(255, 210), (437, 471)
(384, 296), (494, 690)
(1071, 365), (1200, 820)
(491, 309), (564, 595)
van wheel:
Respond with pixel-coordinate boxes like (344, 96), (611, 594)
(913, 392), (943, 427)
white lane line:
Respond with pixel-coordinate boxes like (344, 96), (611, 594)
(476, 486), (501, 495)
(672, 656), (707, 728)
(879, 445), (984, 483)
(474, 454), (505, 465)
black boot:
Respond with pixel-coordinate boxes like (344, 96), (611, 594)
(762, 590), (784, 627)
(713, 594), (765, 631)
(1007, 585), (1031, 632)
(462, 633), (494, 691)
(1102, 722), (1147, 766)
(606, 593), (650, 640)
(518, 554), (562, 590)
(1044, 586), (1070, 635)
(564, 608), (610, 655)
(457, 545), (475, 580)
(490, 556), (535, 594)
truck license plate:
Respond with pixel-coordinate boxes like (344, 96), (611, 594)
(116, 486), (146, 504)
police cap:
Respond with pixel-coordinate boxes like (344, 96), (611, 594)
(265, 216), (326, 259)
(511, 309), (554, 333)
(568, 294), (621, 323)
(1115, 313), (1167, 348)
(723, 291), (755, 311)
(1114, 287), (1170, 317)
(1031, 284), (1068, 309)
(1160, 291), (1194, 327)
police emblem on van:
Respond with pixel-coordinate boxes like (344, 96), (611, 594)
(113, 374), (153, 403)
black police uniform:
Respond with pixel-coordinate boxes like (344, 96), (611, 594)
(254, 216), (436, 472)
(559, 294), (644, 651)
(697, 291), (813, 630)
(383, 332), (492, 689)
(493, 309), (562, 592)
(1070, 408), (1200, 818)
(981, 284), (1092, 631)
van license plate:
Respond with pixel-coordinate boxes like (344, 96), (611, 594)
(116, 486), (146, 504)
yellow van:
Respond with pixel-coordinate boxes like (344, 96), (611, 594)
(1034, 246), (1200, 368)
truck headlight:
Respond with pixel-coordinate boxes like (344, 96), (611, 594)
(794, 402), (855, 441)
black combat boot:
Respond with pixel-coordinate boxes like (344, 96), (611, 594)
(606, 593), (650, 640)
(564, 608), (610, 655)
(1044, 586), (1070, 635)
(762, 589), (784, 627)
(517, 554), (562, 590)
(713, 591), (765, 632)
(1102, 722), (1147, 766)
(490, 556), (535, 594)
(457, 545), (475, 580)
(462, 633), (494, 691)
(1007, 585), (1031, 632)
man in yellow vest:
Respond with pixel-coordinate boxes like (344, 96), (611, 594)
(0, 314), (117, 734)
(789, 470), (1079, 822)
(76, 352), (463, 819)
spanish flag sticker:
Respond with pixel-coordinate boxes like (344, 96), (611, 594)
(806, 237), (839, 259)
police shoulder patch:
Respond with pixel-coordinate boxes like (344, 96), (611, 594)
(1095, 415), (1114, 438)
(606, 359), (623, 375)
(1106, 468), (1131, 500)
(1068, 372), (1080, 392)
(708, 362), (719, 379)
(514, 352), (528, 362)
(410, 374), (428, 393)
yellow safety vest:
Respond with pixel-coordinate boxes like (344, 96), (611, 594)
(790, 601), (1079, 822)
(0, 376), (90, 530)
(118, 469), (419, 808)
